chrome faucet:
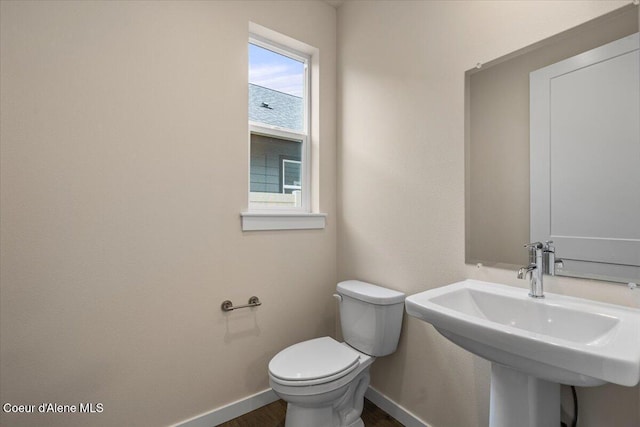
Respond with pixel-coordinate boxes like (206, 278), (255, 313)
(520, 242), (545, 298)
(518, 241), (563, 298)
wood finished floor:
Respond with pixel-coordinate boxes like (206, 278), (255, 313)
(217, 398), (404, 427)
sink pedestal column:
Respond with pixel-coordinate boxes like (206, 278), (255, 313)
(489, 363), (560, 427)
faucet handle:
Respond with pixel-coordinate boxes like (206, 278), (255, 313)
(524, 242), (543, 249)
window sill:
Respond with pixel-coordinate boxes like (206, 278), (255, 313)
(240, 212), (326, 231)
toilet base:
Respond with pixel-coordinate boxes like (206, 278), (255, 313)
(285, 404), (365, 427)
(276, 369), (371, 427)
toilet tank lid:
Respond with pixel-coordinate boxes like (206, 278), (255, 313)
(337, 280), (405, 305)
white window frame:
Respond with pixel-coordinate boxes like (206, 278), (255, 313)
(242, 32), (325, 231)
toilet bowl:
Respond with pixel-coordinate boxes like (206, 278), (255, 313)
(268, 280), (405, 427)
(269, 337), (374, 427)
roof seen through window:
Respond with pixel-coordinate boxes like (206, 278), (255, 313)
(249, 43), (305, 132)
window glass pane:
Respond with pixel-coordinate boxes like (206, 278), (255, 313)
(250, 134), (302, 208)
(249, 43), (304, 132)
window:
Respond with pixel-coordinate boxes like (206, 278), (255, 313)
(248, 37), (309, 211)
(241, 27), (325, 231)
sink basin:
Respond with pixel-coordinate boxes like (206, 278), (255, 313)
(406, 279), (640, 387)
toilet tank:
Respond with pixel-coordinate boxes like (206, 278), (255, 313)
(336, 280), (405, 357)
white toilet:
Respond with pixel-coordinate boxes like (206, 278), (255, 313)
(268, 280), (405, 427)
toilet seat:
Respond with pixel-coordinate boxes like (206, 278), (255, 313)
(269, 337), (361, 386)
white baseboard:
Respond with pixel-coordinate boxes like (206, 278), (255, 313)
(365, 386), (430, 427)
(172, 388), (278, 427)
(172, 385), (428, 427)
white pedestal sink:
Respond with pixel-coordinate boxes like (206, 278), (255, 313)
(405, 280), (640, 427)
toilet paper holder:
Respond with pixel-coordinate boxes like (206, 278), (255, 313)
(221, 296), (262, 312)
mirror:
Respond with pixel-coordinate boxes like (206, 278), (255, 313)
(465, 4), (639, 283)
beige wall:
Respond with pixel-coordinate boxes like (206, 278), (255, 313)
(0, 1), (336, 426)
(338, 1), (638, 427)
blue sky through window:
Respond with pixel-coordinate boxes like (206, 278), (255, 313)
(249, 43), (304, 98)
